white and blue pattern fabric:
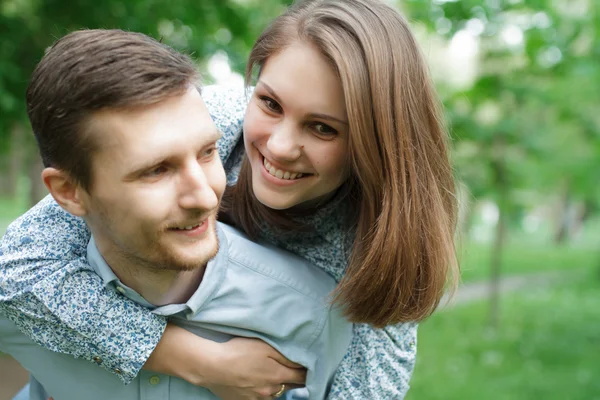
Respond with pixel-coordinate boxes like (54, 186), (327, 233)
(1, 224), (352, 400)
(0, 85), (417, 399)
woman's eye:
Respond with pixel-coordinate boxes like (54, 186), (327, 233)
(260, 96), (282, 113)
(312, 123), (338, 137)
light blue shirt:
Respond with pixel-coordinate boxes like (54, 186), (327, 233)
(0, 223), (352, 400)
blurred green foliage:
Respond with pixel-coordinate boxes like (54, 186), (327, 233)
(1, 0), (598, 235)
(0, 0), (293, 151)
(460, 239), (597, 282)
(1, 1), (599, 397)
(402, 0), (600, 217)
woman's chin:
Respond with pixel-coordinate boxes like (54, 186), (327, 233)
(254, 194), (294, 210)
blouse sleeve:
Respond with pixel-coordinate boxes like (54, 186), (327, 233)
(0, 84), (249, 383)
(0, 196), (167, 383)
(202, 84), (248, 165)
(326, 322), (418, 399)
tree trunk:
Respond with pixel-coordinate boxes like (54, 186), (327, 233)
(27, 154), (46, 207)
(553, 181), (570, 245)
(9, 124), (25, 198)
(488, 139), (508, 329)
(0, 123), (25, 198)
(457, 181), (475, 240)
(0, 156), (11, 196)
(20, 123), (47, 207)
(568, 202), (589, 241)
(489, 199), (507, 329)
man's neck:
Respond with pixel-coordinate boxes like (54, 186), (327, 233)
(96, 242), (206, 306)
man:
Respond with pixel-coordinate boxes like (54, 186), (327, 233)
(0, 29), (351, 400)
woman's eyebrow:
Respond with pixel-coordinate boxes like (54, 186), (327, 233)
(307, 112), (349, 126)
(259, 81), (348, 125)
(257, 81), (284, 105)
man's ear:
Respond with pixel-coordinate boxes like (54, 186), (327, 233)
(41, 167), (88, 217)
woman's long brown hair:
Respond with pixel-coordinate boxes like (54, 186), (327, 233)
(222, 0), (459, 327)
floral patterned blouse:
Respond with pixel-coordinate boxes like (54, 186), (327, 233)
(0, 85), (417, 399)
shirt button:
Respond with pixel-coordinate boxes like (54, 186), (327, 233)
(116, 286), (126, 294)
(93, 356), (102, 363)
(149, 376), (161, 385)
(114, 368), (122, 374)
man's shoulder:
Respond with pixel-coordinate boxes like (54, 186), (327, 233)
(218, 223), (337, 300)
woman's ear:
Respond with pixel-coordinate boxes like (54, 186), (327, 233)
(41, 167), (88, 217)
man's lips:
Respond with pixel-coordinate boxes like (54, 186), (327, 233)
(168, 219), (210, 236)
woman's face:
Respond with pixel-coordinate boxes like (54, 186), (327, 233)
(243, 41), (351, 210)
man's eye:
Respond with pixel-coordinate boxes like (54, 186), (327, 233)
(144, 166), (167, 177)
(260, 96), (282, 113)
(202, 147), (216, 158)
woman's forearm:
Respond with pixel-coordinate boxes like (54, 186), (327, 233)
(0, 196), (167, 383)
(144, 324), (306, 396)
(327, 322), (417, 399)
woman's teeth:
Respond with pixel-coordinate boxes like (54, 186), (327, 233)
(263, 158), (303, 180)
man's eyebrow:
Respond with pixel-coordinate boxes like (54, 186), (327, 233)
(258, 81), (348, 126)
(125, 129), (222, 178)
(125, 156), (169, 179)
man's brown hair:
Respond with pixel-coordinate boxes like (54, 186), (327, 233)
(27, 29), (200, 191)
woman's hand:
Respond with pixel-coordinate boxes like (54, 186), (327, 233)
(144, 324), (306, 398)
(202, 337), (305, 399)
(208, 382), (295, 400)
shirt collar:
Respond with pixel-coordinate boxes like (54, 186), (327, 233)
(85, 223), (229, 316)
(86, 237), (121, 288)
(154, 225), (229, 316)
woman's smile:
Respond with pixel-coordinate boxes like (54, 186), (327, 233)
(243, 41), (350, 210)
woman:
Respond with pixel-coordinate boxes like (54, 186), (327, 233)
(1, 0), (458, 398)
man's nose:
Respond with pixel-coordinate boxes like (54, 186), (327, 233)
(178, 163), (219, 212)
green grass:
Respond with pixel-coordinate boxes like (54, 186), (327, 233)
(0, 177), (32, 237)
(0, 196), (28, 220)
(0, 195), (28, 238)
(408, 270), (600, 400)
(458, 240), (598, 282)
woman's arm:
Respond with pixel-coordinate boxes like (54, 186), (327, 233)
(326, 322), (417, 399)
(147, 325), (306, 399)
(0, 196), (168, 383)
(0, 85), (293, 391)
(0, 197), (306, 394)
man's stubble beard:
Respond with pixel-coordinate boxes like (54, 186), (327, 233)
(92, 201), (220, 273)
(120, 217), (220, 273)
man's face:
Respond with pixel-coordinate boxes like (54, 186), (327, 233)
(81, 87), (226, 271)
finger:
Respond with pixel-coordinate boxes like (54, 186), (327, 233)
(257, 385), (284, 398)
(282, 383), (304, 390)
(258, 383), (303, 399)
(269, 353), (304, 369)
(279, 367), (307, 385)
